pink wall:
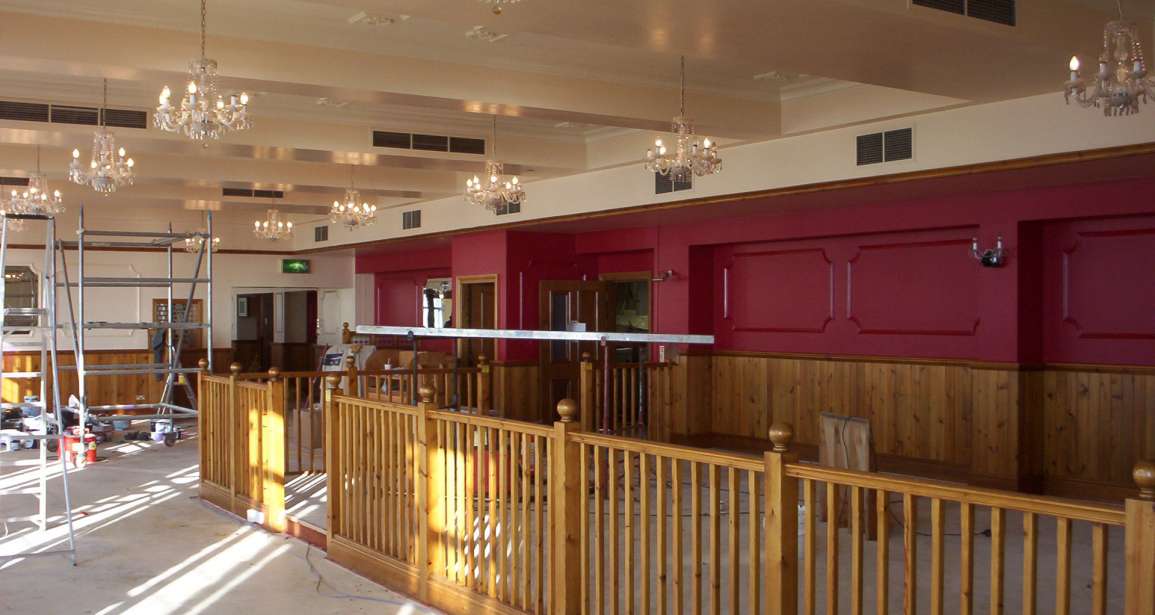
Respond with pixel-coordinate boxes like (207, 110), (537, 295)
(361, 176), (1155, 367)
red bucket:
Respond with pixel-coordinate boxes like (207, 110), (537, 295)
(61, 431), (98, 467)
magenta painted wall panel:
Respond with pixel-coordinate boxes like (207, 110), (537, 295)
(1043, 215), (1155, 365)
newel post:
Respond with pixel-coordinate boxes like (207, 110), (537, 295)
(1125, 460), (1155, 614)
(477, 355), (491, 415)
(323, 374), (342, 541)
(552, 398), (582, 615)
(197, 358), (208, 473)
(344, 354), (360, 398)
(263, 367), (286, 532)
(579, 353), (595, 432)
(419, 385), (441, 600)
(228, 362), (240, 512)
(765, 423), (799, 615)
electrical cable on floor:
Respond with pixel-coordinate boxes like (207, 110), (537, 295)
(303, 542), (409, 606)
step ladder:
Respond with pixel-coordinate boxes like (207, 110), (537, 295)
(57, 208), (215, 429)
(0, 212), (77, 565)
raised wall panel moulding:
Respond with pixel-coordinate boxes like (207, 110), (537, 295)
(725, 248), (834, 334)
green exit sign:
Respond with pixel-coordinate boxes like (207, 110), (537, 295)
(281, 259), (311, 274)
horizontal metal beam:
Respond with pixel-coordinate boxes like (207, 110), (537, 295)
(82, 321), (209, 330)
(354, 325), (714, 345)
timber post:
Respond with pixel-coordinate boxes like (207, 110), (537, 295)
(263, 367), (285, 532)
(1126, 460), (1155, 614)
(324, 374), (341, 542)
(420, 384), (442, 601)
(552, 398), (582, 614)
(477, 355), (491, 415)
(765, 422), (799, 615)
(228, 362), (240, 513)
(579, 353), (595, 432)
(344, 354), (359, 398)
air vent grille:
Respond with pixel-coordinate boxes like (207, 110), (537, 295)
(373, 129), (485, 155)
(0, 177), (31, 187)
(857, 128), (912, 166)
(655, 172), (692, 195)
(50, 105), (99, 126)
(222, 187), (286, 199)
(402, 210), (421, 230)
(102, 108), (148, 129)
(0, 101), (50, 123)
(495, 200), (521, 216)
(314, 225), (329, 243)
(913, 0), (1014, 26)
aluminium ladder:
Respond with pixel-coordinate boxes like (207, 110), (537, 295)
(0, 212), (77, 565)
(57, 208), (215, 429)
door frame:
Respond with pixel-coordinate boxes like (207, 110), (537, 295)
(455, 274), (499, 362)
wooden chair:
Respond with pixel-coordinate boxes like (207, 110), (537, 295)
(818, 412), (879, 540)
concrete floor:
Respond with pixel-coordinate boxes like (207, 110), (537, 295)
(0, 425), (439, 615)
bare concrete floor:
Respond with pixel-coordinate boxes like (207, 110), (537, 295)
(0, 426), (439, 615)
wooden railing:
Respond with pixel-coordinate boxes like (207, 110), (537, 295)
(579, 353), (676, 440)
(197, 362), (285, 532)
(200, 367), (1155, 615)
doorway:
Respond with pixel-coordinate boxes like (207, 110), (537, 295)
(538, 280), (611, 418)
(456, 275), (498, 364)
(234, 293), (274, 371)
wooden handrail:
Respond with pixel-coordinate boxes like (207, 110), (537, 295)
(570, 431), (764, 472)
(785, 462), (1125, 526)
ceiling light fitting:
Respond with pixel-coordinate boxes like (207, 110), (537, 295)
(330, 165), (378, 230)
(3, 147), (64, 224)
(156, 0), (251, 140)
(479, 0), (522, 15)
(183, 233), (220, 253)
(1065, 0), (1153, 116)
(253, 207), (293, 241)
(69, 79), (135, 194)
(645, 56), (722, 182)
(465, 117), (525, 213)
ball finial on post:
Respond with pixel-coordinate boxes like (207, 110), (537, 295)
(341, 321), (352, 343)
(267, 367), (280, 381)
(1135, 460), (1155, 501)
(229, 362), (241, 375)
(557, 398), (578, 423)
(769, 423), (794, 453)
(581, 352), (591, 363)
(419, 385), (435, 404)
(198, 358), (208, 372)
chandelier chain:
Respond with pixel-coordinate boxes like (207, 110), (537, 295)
(644, 55), (722, 181)
(680, 56), (686, 118)
(201, 0), (208, 60)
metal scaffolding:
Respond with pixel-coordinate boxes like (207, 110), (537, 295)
(0, 212), (77, 565)
(58, 208), (215, 428)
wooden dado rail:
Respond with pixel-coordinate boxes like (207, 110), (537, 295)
(308, 376), (1155, 615)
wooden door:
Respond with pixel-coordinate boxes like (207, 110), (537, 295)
(539, 280), (610, 418)
(458, 278), (497, 363)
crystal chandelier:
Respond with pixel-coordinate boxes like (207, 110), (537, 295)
(330, 166), (378, 229)
(69, 80), (135, 193)
(6, 147), (64, 218)
(1065, 1), (1154, 116)
(182, 233), (220, 253)
(644, 56), (722, 182)
(465, 117), (525, 212)
(253, 208), (293, 241)
(155, 0), (251, 140)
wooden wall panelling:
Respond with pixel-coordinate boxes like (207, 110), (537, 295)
(490, 362), (541, 423)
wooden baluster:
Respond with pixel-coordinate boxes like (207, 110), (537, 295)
(464, 422), (474, 585)
(624, 449), (635, 615)
(826, 481), (839, 615)
(1125, 462), (1155, 615)
(656, 455), (668, 615)
(609, 447), (619, 615)
(876, 489), (888, 615)
(960, 502), (973, 615)
(498, 427), (508, 600)
(765, 424), (798, 615)
(930, 498), (944, 615)
(579, 442), (590, 615)
(904, 494), (918, 615)
(1055, 517), (1071, 615)
(747, 469), (759, 614)
(851, 486), (863, 615)
(1022, 512), (1037, 615)
(520, 432), (530, 607)
(804, 478), (816, 615)
(990, 507), (1005, 615)
(640, 452), (651, 614)
(534, 433), (545, 614)
(672, 457), (684, 615)
(487, 426), (498, 597)
(594, 445), (604, 613)
(708, 464), (720, 615)
(727, 467), (738, 615)
(691, 461), (701, 615)
(1092, 523), (1108, 615)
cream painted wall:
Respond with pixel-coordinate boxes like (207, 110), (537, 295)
(1, 246), (353, 352)
(291, 91), (1155, 251)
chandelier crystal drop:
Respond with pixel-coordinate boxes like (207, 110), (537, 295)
(644, 56), (722, 182)
(253, 208), (293, 241)
(155, 0), (251, 140)
(69, 80), (135, 193)
(1065, 1), (1154, 116)
(464, 117), (525, 212)
(330, 166), (378, 229)
(6, 147), (64, 218)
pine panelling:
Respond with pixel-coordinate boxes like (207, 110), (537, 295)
(490, 363), (540, 422)
(1043, 369), (1155, 495)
